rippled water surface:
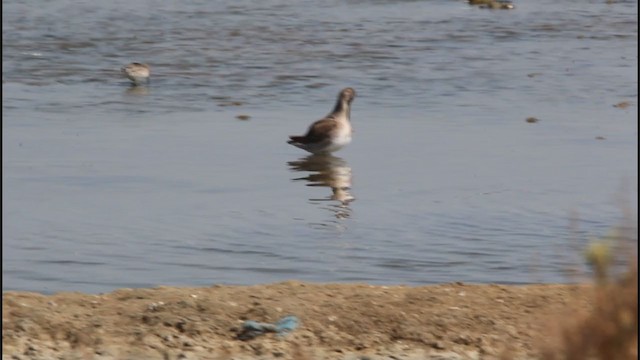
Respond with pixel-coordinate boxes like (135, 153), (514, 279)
(3, 0), (638, 293)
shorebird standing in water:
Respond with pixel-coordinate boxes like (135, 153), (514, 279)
(288, 87), (356, 155)
(121, 63), (150, 85)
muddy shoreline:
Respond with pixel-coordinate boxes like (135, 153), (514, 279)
(3, 282), (593, 360)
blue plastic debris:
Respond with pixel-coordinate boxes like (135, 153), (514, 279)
(237, 315), (299, 340)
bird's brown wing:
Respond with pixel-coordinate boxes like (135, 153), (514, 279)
(290, 118), (337, 144)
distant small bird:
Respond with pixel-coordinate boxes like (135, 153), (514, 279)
(468, 0), (514, 9)
(121, 63), (150, 85)
(288, 88), (356, 155)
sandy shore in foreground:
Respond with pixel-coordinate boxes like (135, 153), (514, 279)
(2, 282), (593, 360)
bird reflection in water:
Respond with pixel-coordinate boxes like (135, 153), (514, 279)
(287, 154), (354, 221)
(125, 85), (149, 96)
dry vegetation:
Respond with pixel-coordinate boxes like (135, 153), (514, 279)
(539, 212), (638, 360)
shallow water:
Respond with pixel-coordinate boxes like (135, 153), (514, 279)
(2, 0), (638, 293)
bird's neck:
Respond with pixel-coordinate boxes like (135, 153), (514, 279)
(329, 100), (351, 121)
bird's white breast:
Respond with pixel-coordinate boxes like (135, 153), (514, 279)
(326, 121), (352, 152)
